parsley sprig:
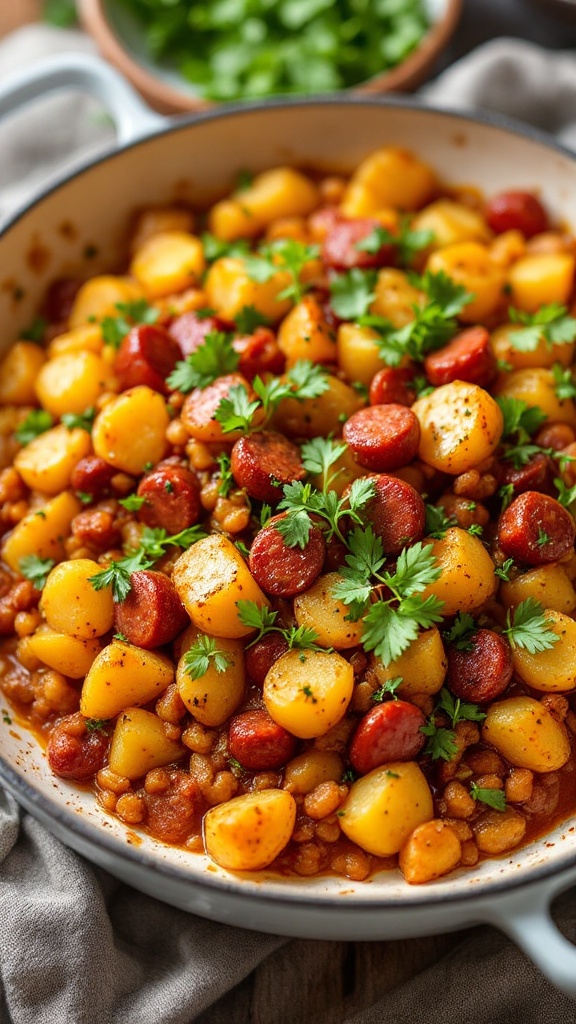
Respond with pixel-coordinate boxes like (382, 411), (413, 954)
(167, 330), (239, 393)
(182, 635), (233, 679)
(496, 395), (575, 472)
(100, 299), (159, 349)
(470, 783), (506, 812)
(88, 525), (206, 601)
(19, 554), (55, 590)
(508, 304), (576, 352)
(236, 601), (326, 652)
(503, 599), (559, 653)
(421, 688), (485, 761)
(201, 232), (250, 263)
(300, 437), (348, 489)
(244, 239), (320, 304)
(356, 218), (435, 266)
(444, 612), (477, 651)
(552, 363), (576, 401)
(276, 476), (376, 549)
(61, 407), (96, 433)
(371, 677), (403, 702)
(15, 410), (54, 446)
(329, 268), (377, 320)
(214, 360), (329, 434)
(358, 270), (473, 366)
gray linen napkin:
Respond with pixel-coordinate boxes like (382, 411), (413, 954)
(2, 25), (576, 1024)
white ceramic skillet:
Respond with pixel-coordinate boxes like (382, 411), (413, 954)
(1, 54), (576, 995)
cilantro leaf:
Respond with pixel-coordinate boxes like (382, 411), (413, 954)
(470, 783), (506, 811)
(436, 687), (486, 726)
(371, 677), (403, 702)
(385, 541), (441, 598)
(167, 330), (239, 393)
(554, 477), (576, 508)
(216, 452), (234, 497)
(236, 600), (323, 651)
(118, 494), (147, 511)
(508, 304), (576, 352)
(361, 593), (444, 667)
(496, 395), (547, 442)
(183, 635), (233, 679)
(356, 218), (434, 266)
(19, 554), (55, 590)
(236, 601), (278, 638)
(100, 299), (159, 349)
(15, 410), (54, 446)
(300, 437), (348, 485)
(425, 503), (456, 539)
(330, 268), (378, 320)
(551, 362), (576, 401)
(214, 383), (261, 433)
(234, 305), (271, 334)
(88, 549), (154, 602)
(214, 361), (329, 434)
(61, 407), (96, 433)
(504, 598), (560, 654)
(494, 557), (515, 582)
(420, 721), (459, 761)
(201, 232), (250, 263)
(244, 239), (320, 305)
(444, 612), (477, 651)
(84, 718), (109, 732)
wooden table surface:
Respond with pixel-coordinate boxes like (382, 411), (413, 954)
(1, 3), (575, 1020)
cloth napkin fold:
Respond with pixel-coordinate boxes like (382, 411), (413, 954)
(2, 25), (576, 1024)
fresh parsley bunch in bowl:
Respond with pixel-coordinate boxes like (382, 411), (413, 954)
(78, 0), (462, 112)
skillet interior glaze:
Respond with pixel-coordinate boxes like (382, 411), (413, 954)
(1, 55), (576, 993)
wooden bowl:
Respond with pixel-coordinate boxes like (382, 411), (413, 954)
(78, 0), (463, 114)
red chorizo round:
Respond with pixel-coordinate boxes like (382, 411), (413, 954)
(498, 452), (555, 498)
(322, 217), (396, 270)
(497, 491), (575, 565)
(47, 712), (109, 780)
(114, 570), (189, 649)
(423, 327), (497, 388)
(228, 709), (297, 771)
(71, 509), (121, 551)
(181, 372), (257, 440)
(231, 430), (306, 504)
(362, 474), (426, 556)
(446, 629), (513, 704)
(343, 404), (420, 472)
(244, 633), (290, 685)
(70, 456), (115, 500)
(233, 327), (285, 379)
(349, 700), (426, 775)
(137, 463), (201, 534)
(485, 191), (549, 238)
(115, 324), (182, 394)
(249, 517), (325, 597)
(168, 311), (226, 357)
(369, 367), (416, 407)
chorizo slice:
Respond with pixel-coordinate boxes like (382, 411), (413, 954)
(114, 570), (189, 649)
(232, 327), (285, 379)
(168, 311), (225, 356)
(229, 709), (297, 771)
(343, 404), (420, 473)
(369, 366), (417, 407)
(446, 629), (513, 704)
(322, 217), (396, 270)
(244, 633), (290, 686)
(349, 701), (426, 775)
(70, 455), (115, 500)
(181, 372), (259, 443)
(485, 191), (549, 238)
(137, 462), (201, 535)
(115, 324), (182, 394)
(498, 452), (555, 498)
(423, 326), (497, 388)
(231, 430), (306, 504)
(249, 518), (325, 597)
(47, 712), (109, 780)
(362, 474), (426, 556)
(497, 491), (575, 565)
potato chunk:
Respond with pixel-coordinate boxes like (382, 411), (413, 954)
(2, 492), (81, 571)
(69, 275), (144, 328)
(80, 640), (174, 719)
(176, 633), (245, 726)
(371, 627), (447, 698)
(278, 295), (337, 368)
(92, 385), (169, 474)
(109, 707), (184, 779)
(130, 231), (205, 298)
(511, 610), (576, 692)
(172, 534), (268, 638)
(419, 527), (498, 616)
(27, 625), (102, 678)
(14, 425), (92, 495)
(41, 558), (114, 639)
(209, 167), (319, 240)
(293, 572), (363, 649)
(482, 696), (570, 772)
(500, 564), (576, 616)
(263, 648), (354, 739)
(0, 342), (46, 405)
(35, 352), (115, 418)
(507, 252), (575, 313)
(412, 381), (503, 474)
(494, 367), (576, 427)
(339, 762), (433, 856)
(341, 147), (436, 215)
(204, 789), (297, 870)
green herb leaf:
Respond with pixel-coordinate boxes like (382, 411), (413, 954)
(554, 477), (576, 508)
(356, 218), (434, 266)
(216, 452), (235, 497)
(84, 718), (109, 732)
(371, 676), (403, 703)
(234, 305), (271, 334)
(420, 720), (459, 761)
(19, 316), (47, 342)
(183, 634), (234, 679)
(15, 410), (54, 446)
(201, 232), (250, 263)
(425, 503), (456, 539)
(436, 687), (486, 727)
(470, 782), (506, 811)
(119, 494), (147, 512)
(167, 330), (239, 392)
(444, 612), (477, 650)
(504, 598), (560, 654)
(508, 304), (576, 352)
(61, 407), (96, 433)
(19, 554), (55, 590)
(494, 557), (515, 582)
(551, 362), (576, 401)
(330, 268), (378, 320)
(300, 436), (348, 485)
(100, 299), (159, 349)
(88, 549), (154, 602)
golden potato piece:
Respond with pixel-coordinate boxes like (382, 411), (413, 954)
(109, 707), (184, 779)
(41, 558), (114, 639)
(263, 648), (354, 739)
(204, 789), (296, 871)
(92, 385), (169, 474)
(340, 762), (433, 856)
(413, 380), (503, 475)
(80, 640), (174, 720)
(482, 696), (570, 772)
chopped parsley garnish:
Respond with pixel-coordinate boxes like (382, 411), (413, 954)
(88, 524), (206, 602)
(554, 477), (576, 508)
(234, 305), (271, 334)
(214, 360), (329, 434)
(551, 363), (576, 401)
(15, 409), (54, 446)
(183, 635), (233, 679)
(329, 267), (378, 320)
(497, 395), (547, 442)
(424, 503), (456, 539)
(84, 718), (109, 732)
(356, 218), (434, 266)
(236, 601), (326, 652)
(371, 677), (403, 703)
(118, 494), (147, 512)
(100, 299), (159, 349)
(503, 599), (559, 654)
(61, 407), (96, 432)
(444, 612), (477, 651)
(244, 239), (320, 305)
(19, 316), (47, 342)
(494, 557), (515, 582)
(276, 475), (376, 549)
(167, 330), (239, 393)
(76, 491), (94, 506)
(420, 688), (485, 761)
(216, 452), (235, 497)
(507, 303), (576, 352)
(470, 783), (506, 812)
(19, 555), (55, 590)
(201, 232), (250, 263)
(300, 436), (348, 489)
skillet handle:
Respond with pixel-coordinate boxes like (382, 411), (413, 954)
(483, 870), (576, 997)
(0, 52), (165, 145)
